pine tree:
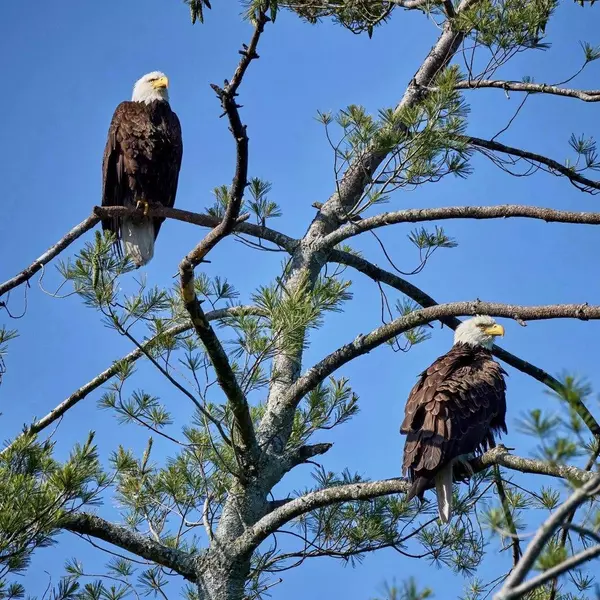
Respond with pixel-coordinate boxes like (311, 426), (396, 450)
(1, 1), (600, 599)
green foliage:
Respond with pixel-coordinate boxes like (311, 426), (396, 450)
(184, 0), (212, 24)
(247, 178), (282, 224)
(0, 433), (104, 583)
(389, 299), (433, 350)
(535, 538), (568, 571)
(289, 376), (359, 447)
(456, 0), (557, 50)
(253, 272), (352, 356)
(0, 327), (17, 386)
(580, 41), (600, 63)
(275, 0), (394, 36)
(372, 578), (434, 600)
(320, 66), (472, 218)
(58, 231), (135, 311)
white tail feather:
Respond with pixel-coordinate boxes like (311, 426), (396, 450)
(434, 464), (453, 524)
(122, 218), (155, 267)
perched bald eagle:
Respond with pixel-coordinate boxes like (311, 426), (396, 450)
(101, 71), (183, 267)
(400, 316), (507, 523)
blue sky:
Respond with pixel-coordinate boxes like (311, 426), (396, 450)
(1, 0), (600, 598)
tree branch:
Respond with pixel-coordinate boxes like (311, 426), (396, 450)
(178, 14), (269, 470)
(389, 0), (435, 8)
(0, 205), (296, 300)
(0, 214), (100, 298)
(454, 79), (600, 102)
(328, 249), (600, 437)
(60, 512), (197, 582)
(283, 301), (600, 413)
(0, 307), (260, 457)
(320, 204), (600, 248)
(236, 444), (595, 554)
(465, 135), (600, 193)
(494, 473), (600, 600)
(452, 79), (600, 101)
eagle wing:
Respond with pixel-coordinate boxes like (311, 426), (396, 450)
(153, 108), (183, 239)
(101, 101), (183, 244)
(401, 345), (506, 496)
(101, 101), (141, 246)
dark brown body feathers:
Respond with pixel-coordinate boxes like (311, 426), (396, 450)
(401, 343), (507, 501)
(101, 100), (183, 250)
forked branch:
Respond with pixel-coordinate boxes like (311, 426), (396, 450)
(328, 249), (600, 438)
(0, 307), (261, 457)
(61, 512), (197, 582)
(178, 13), (269, 468)
(283, 301), (600, 412)
(236, 445), (595, 554)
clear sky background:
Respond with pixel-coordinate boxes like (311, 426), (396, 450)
(1, 0), (599, 598)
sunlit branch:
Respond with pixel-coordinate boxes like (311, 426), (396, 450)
(60, 512), (197, 582)
(0, 307), (261, 457)
(494, 473), (600, 600)
(328, 249), (600, 437)
(451, 79), (600, 101)
(178, 13), (270, 470)
(0, 205), (296, 300)
(320, 205), (600, 249)
(284, 301), (600, 413)
(0, 214), (100, 298)
(236, 445), (595, 554)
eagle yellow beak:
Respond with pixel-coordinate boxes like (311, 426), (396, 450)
(152, 76), (169, 89)
(484, 324), (505, 337)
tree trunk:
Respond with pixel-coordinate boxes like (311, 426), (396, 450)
(196, 552), (251, 600)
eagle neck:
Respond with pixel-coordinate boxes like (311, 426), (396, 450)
(452, 342), (492, 357)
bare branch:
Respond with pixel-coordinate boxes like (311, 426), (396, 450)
(466, 135), (600, 193)
(328, 249), (600, 437)
(285, 443), (334, 469)
(60, 512), (197, 582)
(283, 301), (600, 413)
(1, 202), (296, 301)
(0, 307), (261, 456)
(236, 445), (595, 554)
(320, 204), (600, 248)
(453, 79), (600, 102)
(494, 473), (600, 600)
(389, 0), (436, 8)
(178, 14), (269, 469)
(0, 214), (100, 298)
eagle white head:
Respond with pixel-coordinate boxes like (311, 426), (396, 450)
(132, 71), (170, 104)
(454, 315), (505, 349)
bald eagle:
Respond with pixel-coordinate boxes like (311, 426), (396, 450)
(400, 316), (507, 523)
(101, 71), (183, 267)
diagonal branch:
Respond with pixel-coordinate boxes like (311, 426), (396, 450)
(465, 135), (600, 193)
(452, 79), (600, 102)
(0, 307), (261, 457)
(236, 445), (595, 554)
(60, 512), (197, 582)
(283, 301), (600, 413)
(0, 205), (296, 300)
(320, 204), (600, 249)
(328, 249), (600, 437)
(494, 473), (600, 600)
(0, 214), (100, 298)
(178, 13), (269, 469)
(255, 0), (481, 452)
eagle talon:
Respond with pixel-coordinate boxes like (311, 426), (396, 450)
(454, 457), (475, 482)
(136, 200), (150, 217)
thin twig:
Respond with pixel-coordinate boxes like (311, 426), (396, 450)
(178, 12), (270, 470)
